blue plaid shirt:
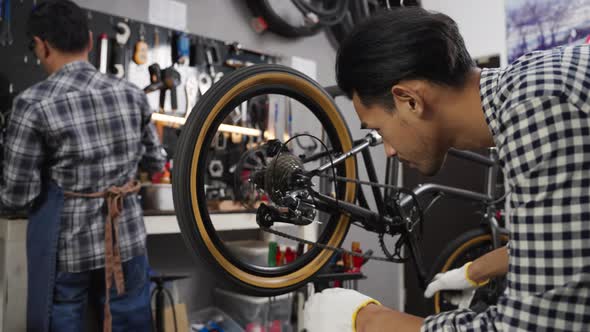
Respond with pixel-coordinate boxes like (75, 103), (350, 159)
(1, 61), (165, 272)
(423, 46), (590, 331)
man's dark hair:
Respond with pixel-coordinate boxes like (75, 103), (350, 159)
(336, 7), (474, 108)
(26, 0), (90, 53)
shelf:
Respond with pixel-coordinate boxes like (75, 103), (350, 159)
(0, 213), (269, 235)
(144, 215), (179, 234)
(145, 212), (264, 235)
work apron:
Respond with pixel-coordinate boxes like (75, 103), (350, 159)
(26, 182), (64, 332)
(25, 180), (140, 332)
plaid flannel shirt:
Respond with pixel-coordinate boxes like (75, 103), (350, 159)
(422, 45), (590, 331)
(0, 61), (165, 272)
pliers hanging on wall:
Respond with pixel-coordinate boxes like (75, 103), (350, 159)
(143, 64), (181, 113)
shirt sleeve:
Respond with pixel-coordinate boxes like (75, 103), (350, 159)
(138, 93), (166, 173)
(0, 97), (45, 209)
(498, 94), (590, 295)
(422, 306), (498, 332)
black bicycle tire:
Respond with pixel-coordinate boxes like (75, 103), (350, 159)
(328, 0), (423, 47)
(246, 0), (322, 38)
(172, 64), (357, 296)
(327, 0), (363, 46)
(429, 228), (509, 314)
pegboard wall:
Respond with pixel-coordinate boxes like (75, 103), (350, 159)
(0, 0), (280, 120)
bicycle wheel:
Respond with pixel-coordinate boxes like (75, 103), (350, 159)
(328, 0), (422, 48)
(429, 228), (509, 314)
(172, 64), (357, 296)
(246, 0), (322, 38)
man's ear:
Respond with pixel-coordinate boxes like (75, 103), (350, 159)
(86, 30), (94, 53)
(391, 84), (424, 117)
(32, 36), (43, 53)
(39, 38), (51, 60)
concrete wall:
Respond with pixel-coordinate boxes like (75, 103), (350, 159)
(422, 0), (508, 65)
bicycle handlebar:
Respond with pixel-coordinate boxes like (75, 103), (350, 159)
(448, 148), (496, 167)
(399, 183), (493, 209)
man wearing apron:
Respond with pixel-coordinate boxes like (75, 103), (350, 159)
(0, 1), (166, 331)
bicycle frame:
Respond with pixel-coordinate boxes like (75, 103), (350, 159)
(299, 131), (509, 288)
(172, 65), (516, 297)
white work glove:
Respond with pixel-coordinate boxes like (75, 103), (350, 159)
(424, 262), (486, 309)
(445, 289), (476, 309)
(303, 288), (380, 332)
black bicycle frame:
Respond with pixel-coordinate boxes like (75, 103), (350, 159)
(305, 132), (508, 288)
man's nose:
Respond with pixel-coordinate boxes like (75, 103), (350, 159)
(384, 142), (397, 157)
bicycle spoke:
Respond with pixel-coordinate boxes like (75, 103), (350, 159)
(173, 65), (357, 295)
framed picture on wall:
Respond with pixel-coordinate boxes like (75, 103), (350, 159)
(506, 0), (590, 63)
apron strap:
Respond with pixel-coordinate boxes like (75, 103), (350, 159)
(64, 180), (141, 332)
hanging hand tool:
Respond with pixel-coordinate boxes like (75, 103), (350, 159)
(193, 39), (224, 95)
(112, 22), (131, 78)
(154, 28), (160, 47)
(143, 64), (181, 113)
(205, 43), (219, 75)
(144, 63), (162, 93)
(197, 71), (212, 95)
(144, 64), (165, 112)
(0, 0), (13, 47)
(213, 71), (224, 83)
(98, 33), (109, 74)
(162, 67), (181, 112)
(184, 75), (198, 117)
(224, 58), (255, 69)
(189, 37), (206, 66)
(133, 24), (149, 65)
(223, 42), (258, 69)
(173, 32), (190, 65)
(152, 27), (162, 64)
(205, 42), (225, 83)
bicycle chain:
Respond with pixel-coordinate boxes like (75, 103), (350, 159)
(259, 225), (397, 262)
(255, 172), (411, 262)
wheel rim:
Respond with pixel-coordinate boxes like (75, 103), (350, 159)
(189, 71), (357, 289)
(434, 234), (509, 313)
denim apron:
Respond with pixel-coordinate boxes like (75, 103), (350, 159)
(26, 182), (64, 332)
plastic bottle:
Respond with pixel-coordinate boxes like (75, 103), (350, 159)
(268, 242), (277, 267)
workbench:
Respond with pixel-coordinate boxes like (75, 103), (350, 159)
(0, 211), (275, 330)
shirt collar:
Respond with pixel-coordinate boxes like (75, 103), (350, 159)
(479, 67), (502, 139)
(53, 60), (96, 76)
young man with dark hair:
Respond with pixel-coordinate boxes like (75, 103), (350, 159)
(1, 1), (165, 331)
(303, 7), (590, 332)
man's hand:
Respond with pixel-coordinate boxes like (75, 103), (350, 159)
(424, 263), (482, 297)
(303, 288), (380, 332)
(424, 263), (479, 309)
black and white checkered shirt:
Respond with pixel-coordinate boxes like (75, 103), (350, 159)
(0, 61), (165, 272)
(423, 45), (590, 331)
